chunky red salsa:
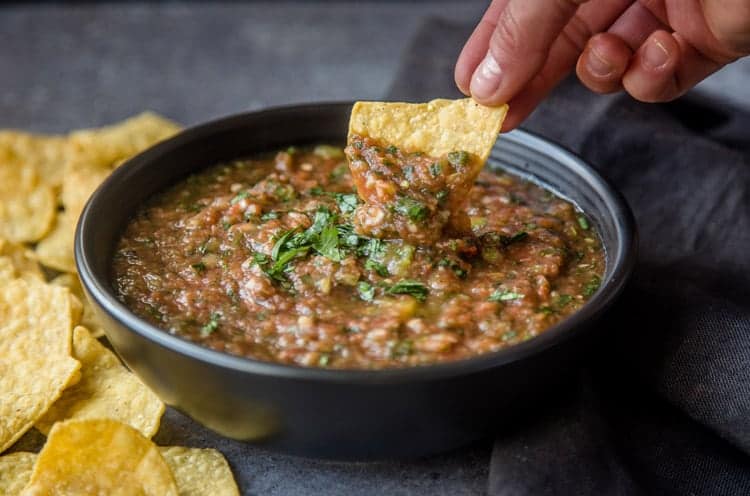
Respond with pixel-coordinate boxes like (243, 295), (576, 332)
(113, 143), (604, 369)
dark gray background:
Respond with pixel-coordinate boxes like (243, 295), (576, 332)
(3, 2), (749, 495)
(2, 1), (748, 134)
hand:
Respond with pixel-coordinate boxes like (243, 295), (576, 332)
(455, 0), (750, 130)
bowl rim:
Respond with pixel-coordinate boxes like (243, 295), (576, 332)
(76, 101), (637, 384)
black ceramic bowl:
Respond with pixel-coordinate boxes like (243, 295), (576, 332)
(76, 102), (636, 460)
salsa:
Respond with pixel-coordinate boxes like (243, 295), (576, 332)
(347, 135), (480, 244)
(113, 143), (605, 369)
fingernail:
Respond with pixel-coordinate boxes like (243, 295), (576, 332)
(470, 52), (502, 100)
(643, 39), (669, 70)
(586, 48), (613, 77)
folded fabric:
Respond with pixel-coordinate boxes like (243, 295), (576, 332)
(388, 17), (750, 496)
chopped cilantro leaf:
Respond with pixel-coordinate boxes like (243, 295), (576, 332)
(583, 275), (601, 297)
(357, 281), (375, 302)
(252, 252), (270, 265)
(437, 258), (467, 279)
(271, 229), (298, 260)
(429, 162), (443, 177)
(191, 262), (206, 273)
(488, 289), (523, 302)
(230, 191), (249, 204)
(447, 151), (470, 169)
(200, 312), (220, 337)
(269, 246), (309, 277)
(386, 145), (399, 154)
(577, 215), (590, 230)
(556, 294), (573, 307)
(365, 258), (389, 277)
(385, 280), (428, 301)
(394, 196), (428, 222)
(313, 224), (342, 262)
(335, 193), (359, 214)
(261, 211), (280, 221)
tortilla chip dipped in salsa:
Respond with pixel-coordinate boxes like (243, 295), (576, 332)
(347, 98), (508, 244)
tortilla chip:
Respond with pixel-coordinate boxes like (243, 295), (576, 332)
(0, 280), (80, 453)
(62, 155), (110, 218)
(63, 112), (180, 212)
(34, 211), (77, 273)
(348, 98), (507, 163)
(20, 419), (178, 496)
(0, 161), (55, 243)
(0, 238), (45, 282)
(34, 113), (181, 273)
(0, 131), (69, 192)
(51, 274), (106, 338)
(67, 112), (181, 170)
(0, 451), (36, 494)
(0, 257), (15, 281)
(161, 447), (240, 496)
(36, 326), (164, 438)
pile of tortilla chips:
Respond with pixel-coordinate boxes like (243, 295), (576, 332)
(0, 114), (239, 495)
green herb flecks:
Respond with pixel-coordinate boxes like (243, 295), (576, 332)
(230, 191), (249, 205)
(583, 275), (601, 297)
(313, 224), (343, 262)
(385, 280), (429, 301)
(392, 339), (414, 357)
(488, 289), (523, 302)
(357, 281), (375, 302)
(200, 312), (221, 337)
(437, 258), (467, 279)
(252, 252), (270, 265)
(318, 353), (332, 367)
(577, 215), (590, 230)
(330, 163), (348, 180)
(337, 223), (362, 248)
(265, 208), (351, 283)
(429, 162), (443, 177)
(261, 211), (280, 221)
(335, 193), (359, 215)
(447, 150), (470, 169)
(365, 258), (389, 277)
(394, 196), (429, 222)
(191, 262), (206, 273)
(556, 294), (573, 307)
(481, 231), (529, 248)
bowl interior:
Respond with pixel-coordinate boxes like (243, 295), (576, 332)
(76, 102), (636, 379)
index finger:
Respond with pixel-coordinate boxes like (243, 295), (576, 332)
(467, 0), (589, 105)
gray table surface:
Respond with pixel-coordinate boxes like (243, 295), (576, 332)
(2, 2), (748, 495)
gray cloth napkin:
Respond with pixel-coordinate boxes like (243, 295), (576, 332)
(387, 17), (750, 496)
